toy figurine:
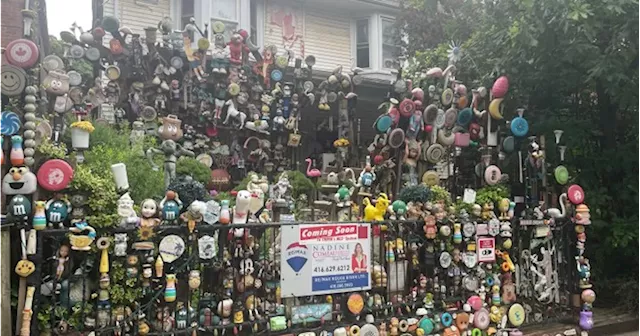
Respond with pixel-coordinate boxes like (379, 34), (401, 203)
(218, 298), (233, 324)
(155, 255), (164, 278)
(223, 99), (247, 129)
(140, 199), (160, 227)
(45, 195), (72, 228)
(211, 30), (230, 74)
(147, 139), (195, 189)
(363, 193), (389, 222)
(181, 200), (205, 234)
(272, 172), (292, 206)
(160, 190), (184, 223)
(388, 200), (407, 220)
(3, 166), (38, 196)
(117, 193), (139, 228)
(481, 202), (494, 220)
(576, 256), (592, 288)
(126, 255), (139, 278)
(184, 35), (206, 82)
(423, 215), (437, 239)
(491, 285), (501, 306)
(358, 156), (376, 195)
(69, 220), (96, 251)
(32, 201), (47, 230)
(114, 233), (128, 257)
(233, 190), (252, 224)
(165, 274), (177, 302)
(189, 270), (201, 290)
(10, 135), (25, 166)
(220, 200), (231, 224)
(56, 244), (70, 280)
(453, 223), (462, 244)
(335, 185), (353, 207)
(498, 198), (510, 220)
(228, 31), (249, 65)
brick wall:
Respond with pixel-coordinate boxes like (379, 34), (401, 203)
(1, 0), (24, 63)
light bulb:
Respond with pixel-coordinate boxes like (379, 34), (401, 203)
(554, 130), (564, 144)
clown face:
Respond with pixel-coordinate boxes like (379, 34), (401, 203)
(2, 166), (37, 195)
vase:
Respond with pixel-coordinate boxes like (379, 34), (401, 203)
(579, 311), (593, 330)
(71, 128), (90, 149)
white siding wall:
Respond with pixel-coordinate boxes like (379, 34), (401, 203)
(102, 0), (170, 40)
(304, 10), (352, 71)
(263, 0), (304, 62)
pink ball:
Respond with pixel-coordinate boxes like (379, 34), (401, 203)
(492, 76), (509, 98)
(424, 124), (433, 133)
(581, 289), (596, 304)
(467, 295), (483, 311)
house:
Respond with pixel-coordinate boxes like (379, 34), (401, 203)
(94, 0), (403, 163)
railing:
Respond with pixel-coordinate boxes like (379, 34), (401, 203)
(5, 218), (577, 335)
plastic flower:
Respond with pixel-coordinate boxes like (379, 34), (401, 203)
(333, 138), (350, 147)
(70, 120), (95, 133)
(447, 42), (462, 63)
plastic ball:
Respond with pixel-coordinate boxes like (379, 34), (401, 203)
(424, 125), (433, 133)
(467, 296), (483, 311)
(581, 289), (596, 304)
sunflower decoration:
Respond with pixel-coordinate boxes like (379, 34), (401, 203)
(138, 226), (155, 241)
(333, 138), (350, 148)
(447, 41), (462, 64)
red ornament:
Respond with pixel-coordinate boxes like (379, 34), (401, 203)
(92, 27), (106, 39)
(373, 155), (384, 165)
(37, 159), (74, 191)
(424, 124), (433, 133)
(492, 76), (509, 98)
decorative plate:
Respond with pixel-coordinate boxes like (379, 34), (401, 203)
(42, 55), (65, 72)
(388, 128), (405, 149)
(359, 323), (379, 336)
(434, 109), (446, 129)
(399, 99), (415, 117)
(303, 81), (315, 92)
(426, 144), (445, 163)
(227, 83), (241, 96)
(105, 65), (121, 81)
(502, 136), (515, 153)
(5, 39), (39, 68)
(439, 251), (452, 268)
(85, 47), (101, 62)
(375, 115), (392, 133)
(271, 69), (283, 82)
(422, 171), (439, 186)
(554, 165), (569, 185)
(197, 38), (210, 50)
(37, 159), (74, 191)
(170, 56), (184, 69)
(69, 45), (85, 59)
(198, 235), (217, 259)
(159, 235), (185, 263)
(1, 65), (27, 96)
(457, 107), (473, 127)
(141, 106), (157, 121)
(423, 104), (438, 124)
(276, 55), (289, 68)
(35, 120), (53, 145)
(484, 165), (502, 185)
(212, 21), (226, 33)
(197, 153), (213, 167)
(508, 303), (525, 327)
(444, 108), (457, 128)
(474, 308), (490, 329)
(441, 88), (454, 106)
(567, 184), (585, 205)
(511, 116), (529, 137)
(1, 111), (22, 135)
(327, 92), (338, 103)
(67, 71), (82, 86)
(101, 16), (120, 32)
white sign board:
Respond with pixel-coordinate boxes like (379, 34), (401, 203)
(477, 237), (496, 263)
(280, 223), (372, 297)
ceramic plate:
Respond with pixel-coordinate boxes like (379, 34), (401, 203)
(42, 55), (65, 72)
(159, 235), (186, 263)
(1, 65), (27, 96)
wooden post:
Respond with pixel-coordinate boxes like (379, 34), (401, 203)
(1, 230), (12, 336)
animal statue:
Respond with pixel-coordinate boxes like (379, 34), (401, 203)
(223, 99), (247, 128)
(305, 158), (322, 178)
(363, 193), (390, 222)
(545, 193), (567, 219)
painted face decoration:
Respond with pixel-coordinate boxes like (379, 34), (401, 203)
(2, 166), (37, 195)
(43, 71), (70, 95)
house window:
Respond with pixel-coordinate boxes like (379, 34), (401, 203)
(250, 0), (257, 45)
(181, 0), (194, 31)
(356, 19), (370, 68)
(380, 16), (399, 69)
(214, 0), (238, 21)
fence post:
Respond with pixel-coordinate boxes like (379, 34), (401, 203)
(1, 230), (12, 336)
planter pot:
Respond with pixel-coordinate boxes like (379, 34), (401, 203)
(71, 128), (90, 149)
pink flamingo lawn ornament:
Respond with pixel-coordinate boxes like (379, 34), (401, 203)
(305, 158), (322, 178)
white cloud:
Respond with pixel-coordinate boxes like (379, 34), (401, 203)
(46, 0), (93, 37)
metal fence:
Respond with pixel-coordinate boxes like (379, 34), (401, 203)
(6, 218), (577, 335)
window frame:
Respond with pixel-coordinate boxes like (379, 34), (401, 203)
(379, 14), (399, 71)
(353, 18), (371, 69)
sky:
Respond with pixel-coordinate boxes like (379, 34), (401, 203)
(46, 0), (93, 37)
